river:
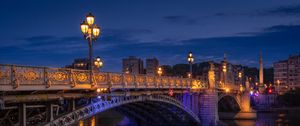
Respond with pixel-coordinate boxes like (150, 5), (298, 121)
(75, 109), (300, 126)
(222, 109), (300, 126)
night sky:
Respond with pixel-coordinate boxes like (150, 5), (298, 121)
(0, 0), (300, 72)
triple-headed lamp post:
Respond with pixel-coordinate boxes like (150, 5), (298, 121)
(187, 52), (194, 78)
(80, 13), (101, 85)
(94, 56), (103, 70)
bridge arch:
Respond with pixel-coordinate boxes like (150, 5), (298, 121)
(218, 94), (241, 112)
(45, 95), (200, 126)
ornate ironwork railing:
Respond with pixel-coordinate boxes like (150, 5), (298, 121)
(0, 64), (207, 91)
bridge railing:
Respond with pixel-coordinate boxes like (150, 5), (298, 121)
(0, 64), (207, 91)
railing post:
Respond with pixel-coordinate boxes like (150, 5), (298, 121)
(44, 67), (51, 88)
(91, 71), (95, 87)
(133, 74), (137, 88)
(121, 73), (125, 89)
(11, 65), (19, 89)
(69, 69), (76, 88)
(159, 76), (162, 88)
(145, 75), (149, 88)
(155, 76), (158, 88)
(107, 73), (112, 89)
(180, 77), (183, 89)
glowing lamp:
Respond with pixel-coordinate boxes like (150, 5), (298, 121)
(169, 89), (174, 96)
(80, 21), (89, 34)
(86, 13), (95, 25)
(92, 25), (100, 37)
(157, 67), (163, 76)
(96, 88), (101, 93)
(225, 88), (230, 93)
(268, 89), (272, 94)
(187, 52), (194, 63)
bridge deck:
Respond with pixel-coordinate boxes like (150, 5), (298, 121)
(0, 64), (207, 91)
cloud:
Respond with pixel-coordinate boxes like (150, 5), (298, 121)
(214, 5), (300, 17)
(23, 35), (56, 42)
(1, 24), (300, 71)
(264, 5), (300, 16)
(163, 15), (199, 25)
(0, 28), (154, 55)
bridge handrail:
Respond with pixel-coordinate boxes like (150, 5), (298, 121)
(0, 64), (207, 91)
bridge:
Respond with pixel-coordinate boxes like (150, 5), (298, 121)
(0, 64), (254, 126)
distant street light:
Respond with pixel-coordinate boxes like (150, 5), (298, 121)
(94, 56), (103, 70)
(225, 88), (230, 93)
(238, 71), (243, 91)
(238, 72), (242, 78)
(187, 51), (194, 78)
(80, 13), (101, 85)
(157, 67), (163, 76)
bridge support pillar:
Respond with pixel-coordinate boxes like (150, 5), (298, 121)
(72, 99), (76, 111)
(240, 92), (251, 112)
(46, 103), (54, 122)
(18, 103), (26, 126)
(191, 93), (200, 115)
(199, 90), (218, 126)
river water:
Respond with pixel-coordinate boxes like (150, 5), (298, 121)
(222, 110), (300, 126)
(75, 109), (300, 126)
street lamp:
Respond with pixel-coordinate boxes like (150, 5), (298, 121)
(157, 67), (163, 77)
(238, 72), (242, 78)
(80, 13), (101, 85)
(238, 72), (243, 89)
(225, 88), (230, 93)
(94, 56), (103, 69)
(187, 51), (194, 78)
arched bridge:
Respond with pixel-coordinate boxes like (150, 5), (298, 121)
(0, 64), (253, 126)
(46, 95), (200, 126)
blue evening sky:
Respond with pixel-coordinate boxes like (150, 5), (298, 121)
(0, 0), (300, 72)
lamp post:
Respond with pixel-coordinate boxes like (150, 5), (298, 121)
(238, 72), (243, 92)
(222, 60), (227, 88)
(80, 13), (101, 85)
(187, 52), (194, 78)
(94, 56), (103, 70)
(157, 67), (163, 77)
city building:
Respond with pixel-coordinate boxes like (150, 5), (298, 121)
(122, 56), (144, 74)
(65, 58), (90, 70)
(274, 54), (300, 94)
(65, 58), (103, 71)
(146, 58), (159, 75)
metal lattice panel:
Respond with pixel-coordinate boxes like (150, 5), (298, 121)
(44, 95), (200, 126)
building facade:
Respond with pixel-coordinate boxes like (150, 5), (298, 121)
(122, 56), (144, 74)
(146, 58), (159, 75)
(66, 58), (90, 70)
(274, 54), (300, 94)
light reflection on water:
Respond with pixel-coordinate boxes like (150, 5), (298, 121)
(222, 110), (300, 126)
